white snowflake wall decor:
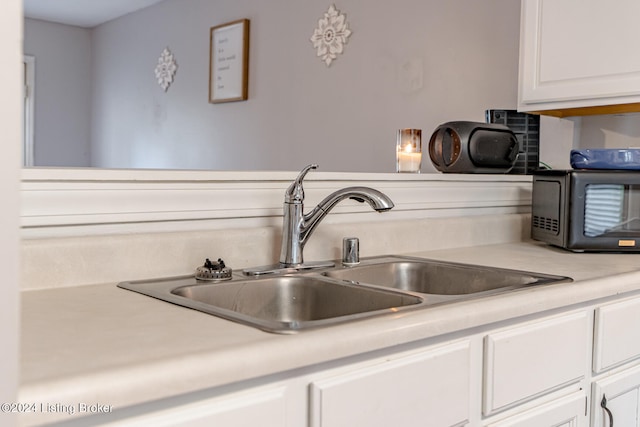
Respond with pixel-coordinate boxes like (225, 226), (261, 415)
(154, 47), (178, 92)
(310, 4), (352, 67)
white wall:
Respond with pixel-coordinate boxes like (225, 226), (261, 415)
(23, 18), (92, 167)
(539, 116), (580, 169)
(539, 113), (640, 169)
(0, 0), (22, 425)
(89, 0), (521, 172)
(578, 114), (640, 149)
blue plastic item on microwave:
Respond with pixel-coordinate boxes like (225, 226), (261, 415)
(570, 149), (640, 170)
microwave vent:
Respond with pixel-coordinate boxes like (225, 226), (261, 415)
(533, 215), (559, 234)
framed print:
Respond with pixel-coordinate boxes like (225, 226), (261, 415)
(209, 19), (250, 103)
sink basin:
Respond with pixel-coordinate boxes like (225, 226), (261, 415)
(118, 255), (570, 334)
(118, 275), (423, 333)
(323, 256), (571, 295)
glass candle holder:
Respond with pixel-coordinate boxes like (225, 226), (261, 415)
(396, 129), (422, 173)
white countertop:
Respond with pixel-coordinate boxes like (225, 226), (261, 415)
(19, 241), (640, 425)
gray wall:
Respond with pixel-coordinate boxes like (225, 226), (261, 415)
(24, 0), (522, 172)
(89, 0), (521, 172)
(23, 18), (92, 167)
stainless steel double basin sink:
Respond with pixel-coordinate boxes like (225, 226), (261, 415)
(118, 256), (571, 334)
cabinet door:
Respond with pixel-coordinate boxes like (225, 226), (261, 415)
(594, 296), (640, 373)
(486, 392), (587, 427)
(309, 340), (471, 427)
(592, 364), (640, 427)
(484, 312), (589, 415)
(109, 386), (287, 427)
(519, 0), (640, 111)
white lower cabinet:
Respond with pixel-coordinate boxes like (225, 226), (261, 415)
(74, 292), (640, 427)
(483, 312), (590, 415)
(486, 392), (587, 427)
(309, 340), (471, 427)
(106, 385), (287, 427)
(591, 294), (640, 427)
(593, 296), (640, 373)
(592, 364), (640, 427)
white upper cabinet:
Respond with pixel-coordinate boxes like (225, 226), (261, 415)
(519, 0), (640, 116)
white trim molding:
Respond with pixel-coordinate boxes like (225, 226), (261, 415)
(23, 55), (35, 167)
(21, 168), (533, 238)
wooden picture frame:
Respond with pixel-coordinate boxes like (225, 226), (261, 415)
(209, 19), (250, 103)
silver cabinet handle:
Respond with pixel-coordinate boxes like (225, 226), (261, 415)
(601, 394), (614, 427)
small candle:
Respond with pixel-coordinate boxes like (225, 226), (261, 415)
(397, 148), (422, 172)
(396, 129), (422, 173)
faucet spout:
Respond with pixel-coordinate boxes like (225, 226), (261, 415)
(292, 186), (394, 260)
(305, 186), (394, 230)
(243, 165), (395, 275)
(279, 166), (394, 267)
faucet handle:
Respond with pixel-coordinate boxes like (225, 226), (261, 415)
(285, 164), (318, 203)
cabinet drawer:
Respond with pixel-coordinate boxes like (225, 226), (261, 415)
(594, 296), (640, 373)
(486, 392), (587, 427)
(310, 341), (471, 427)
(483, 312), (589, 415)
(112, 386), (287, 427)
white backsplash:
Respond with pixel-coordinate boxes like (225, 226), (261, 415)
(21, 213), (530, 290)
(21, 170), (533, 290)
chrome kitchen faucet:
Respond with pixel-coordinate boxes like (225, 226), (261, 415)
(244, 164), (394, 275)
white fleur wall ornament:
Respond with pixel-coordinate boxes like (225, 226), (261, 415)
(154, 47), (178, 92)
(310, 4), (352, 67)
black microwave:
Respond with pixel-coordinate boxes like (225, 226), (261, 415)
(532, 169), (640, 252)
